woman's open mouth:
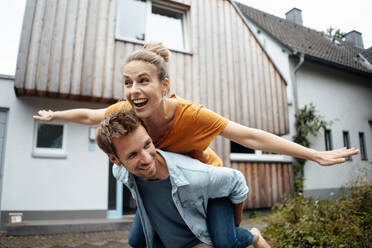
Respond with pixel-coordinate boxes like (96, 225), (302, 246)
(132, 98), (148, 108)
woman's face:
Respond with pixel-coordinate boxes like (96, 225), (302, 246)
(122, 60), (166, 119)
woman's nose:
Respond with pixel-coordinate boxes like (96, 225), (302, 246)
(132, 82), (142, 93)
(126, 82), (140, 96)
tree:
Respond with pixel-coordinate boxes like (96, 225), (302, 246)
(292, 104), (327, 193)
(326, 27), (346, 43)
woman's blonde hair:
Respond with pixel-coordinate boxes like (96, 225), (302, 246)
(121, 42), (171, 82)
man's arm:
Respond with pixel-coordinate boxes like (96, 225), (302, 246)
(234, 202), (244, 227)
(206, 166), (248, 227)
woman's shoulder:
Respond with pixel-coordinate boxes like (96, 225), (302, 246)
(172, 94), (203, 112)
(105, 100), (131, 117)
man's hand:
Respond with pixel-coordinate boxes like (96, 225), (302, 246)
(234, 202), (244, 226)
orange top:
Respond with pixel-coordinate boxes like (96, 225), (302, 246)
(105, 95), (229, 166)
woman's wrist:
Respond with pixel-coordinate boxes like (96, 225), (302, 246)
(307, 148), (319, 163)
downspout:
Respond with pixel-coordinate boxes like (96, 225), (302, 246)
(292, 52), (304, 115)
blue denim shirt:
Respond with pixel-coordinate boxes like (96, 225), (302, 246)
(113, 149), (249, 248)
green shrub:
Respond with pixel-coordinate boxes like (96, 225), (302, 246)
(263, 176), (372, 247)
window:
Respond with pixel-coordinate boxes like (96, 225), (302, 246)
(32, 122), (67, 158)
(231, 141), (255, 154)
(116, 0), (188, 51)
(359, 132), (368, 161)
(324, 129), (333, 151)
(342, 131), (352, 161)
(230, 141), (292, 162)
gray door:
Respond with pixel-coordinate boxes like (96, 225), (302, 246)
(0, 109), (8, 211)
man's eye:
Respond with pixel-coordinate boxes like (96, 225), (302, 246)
(124, 80), (132, 86)
(128, 152), (136, 159)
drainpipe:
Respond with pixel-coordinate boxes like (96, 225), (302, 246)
(292, 52), (304, 115)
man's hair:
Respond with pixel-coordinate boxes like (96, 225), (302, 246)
(96, 108), (142, 157)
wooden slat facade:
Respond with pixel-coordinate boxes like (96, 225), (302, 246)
(15, 0), (292, 208)
(232, 162), (294, 208)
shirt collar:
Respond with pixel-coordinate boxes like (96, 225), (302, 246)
(157, 149), (189, 187)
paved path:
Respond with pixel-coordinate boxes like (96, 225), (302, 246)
(0, 230), (131, 248)
(0, 221), (268, 248)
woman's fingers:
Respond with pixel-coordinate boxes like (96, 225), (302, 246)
(319, 148), (360, 166)
(32, 110), (53, 121)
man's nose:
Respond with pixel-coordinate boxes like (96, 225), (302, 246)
(140, 150), (152, 163)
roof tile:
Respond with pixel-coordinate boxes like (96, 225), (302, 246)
(235, 2), (372, 76)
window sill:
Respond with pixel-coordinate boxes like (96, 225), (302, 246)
(230, 153), (293, 163)
(114, 37), (193, 56)
(32, 149), (67, 159)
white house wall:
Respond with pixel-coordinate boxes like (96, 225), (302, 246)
(295, 63), (372, 197)
(0, 78), (109, 211)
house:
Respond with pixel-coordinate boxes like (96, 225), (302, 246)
(0, 0), (295, 230)
(234, 1), (372, 198)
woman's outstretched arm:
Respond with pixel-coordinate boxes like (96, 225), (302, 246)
(221, 121), (359, 166)
(33, 108), (107, 125)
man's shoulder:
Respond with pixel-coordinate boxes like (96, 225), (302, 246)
(157, 150), (210, 172)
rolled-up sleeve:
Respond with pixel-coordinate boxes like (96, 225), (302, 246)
(207, 167), (249, 204)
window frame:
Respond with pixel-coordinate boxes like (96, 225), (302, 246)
(229, 141), (292, 163)
(342, 131), (352, 161)
(32, 121), (68, 159)
(115, 0), (190, 53)
(324, 129), (333, 151)
(359, 132), (368, 161)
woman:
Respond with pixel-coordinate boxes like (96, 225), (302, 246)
(34, 42), (358, 247)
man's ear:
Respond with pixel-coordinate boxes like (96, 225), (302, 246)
(108, 154), (122, 166)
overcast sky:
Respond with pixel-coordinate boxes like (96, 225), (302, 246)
(1, 0), (371, 76)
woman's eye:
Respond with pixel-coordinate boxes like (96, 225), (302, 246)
(124, 80), (132, 86)
(140, 78), (149, 83)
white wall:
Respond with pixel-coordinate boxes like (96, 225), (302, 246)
(296, 63), (372, 192)
(0, 78), (110, 210)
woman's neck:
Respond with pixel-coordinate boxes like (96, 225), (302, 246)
(142, 97), (177, 142)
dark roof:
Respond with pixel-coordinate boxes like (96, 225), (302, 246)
(235, 2), (372, 76)
(361, 47), (372, 62)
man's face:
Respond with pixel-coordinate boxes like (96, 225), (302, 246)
(111, 125), (157, 180)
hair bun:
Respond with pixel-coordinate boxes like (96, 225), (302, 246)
(144, 42), (171, 62)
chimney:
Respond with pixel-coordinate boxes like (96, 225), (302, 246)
(285, 8), (303, 25)
(345, 30), (364, 48)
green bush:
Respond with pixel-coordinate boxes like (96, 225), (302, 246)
(263, 176), (372, 247)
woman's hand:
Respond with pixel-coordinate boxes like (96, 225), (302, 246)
(33, 110), (55, 122)
(313, 147), (360, 166)
(33, 108), (106, 125)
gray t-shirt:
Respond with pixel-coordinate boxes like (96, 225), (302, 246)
(135, 176), (201, 248)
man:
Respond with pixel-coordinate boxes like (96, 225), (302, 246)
(96, 109), (270, 248)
